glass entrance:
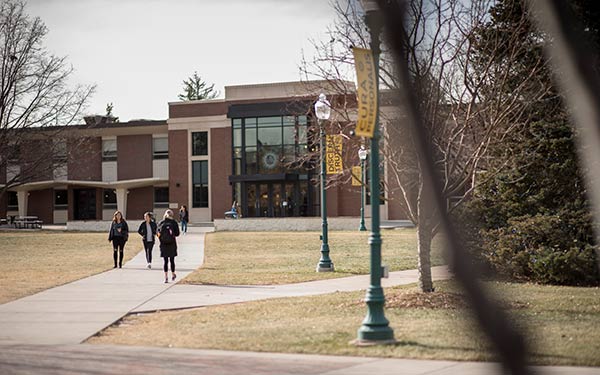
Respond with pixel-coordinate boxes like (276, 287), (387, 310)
(241, 181), (314, 218)
(74, 188), (96, 220)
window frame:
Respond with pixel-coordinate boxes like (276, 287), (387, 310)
(152, 137), (169, 160)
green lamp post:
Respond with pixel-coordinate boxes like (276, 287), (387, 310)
(358, 145), (368, 231)
(356, 0), (395, 344)
(315, 93), (334, 272)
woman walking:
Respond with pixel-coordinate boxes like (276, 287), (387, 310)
(108, 211), (129, 268)
(158, 209), (180, 283)
(179, 205), (189, 234)
(137, 212), (157, 269)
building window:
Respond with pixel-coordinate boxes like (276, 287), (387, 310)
(154, 187), (169, 208)
(192, 132), (208, 156)
(103, 189), (117, 209)
(102, 139), (117, 162)
(153, 137), (169, 160)
(7, 191), (18, 211)
(53, 140), (67, 164)
(54, 190), (68, 210)
(231, 115), (310, 176)
(192, 160), (209, 208)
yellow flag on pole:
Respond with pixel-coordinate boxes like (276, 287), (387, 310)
(326, 135), (343, 174)
(352, 47), (377, 138)
(351, 166), (362, 186)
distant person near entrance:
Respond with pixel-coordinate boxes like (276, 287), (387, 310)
(179, 205), (189, 234)
(108, 211), (129, 268)
(158, 209), (180, 283)
(137, 212), (157, 269)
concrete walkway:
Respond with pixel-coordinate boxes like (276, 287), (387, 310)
(0, 228), (206, 345)
(133, 266), (452, 312)
(1, 344), (598, 375)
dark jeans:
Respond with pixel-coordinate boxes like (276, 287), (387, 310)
(163, 256), (175, 273)
(143, 240), (154, 263)
(112, 237), (126, 267)
(181, 220), (188, 233)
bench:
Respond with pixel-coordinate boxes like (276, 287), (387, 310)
(14, 216), (43, 229)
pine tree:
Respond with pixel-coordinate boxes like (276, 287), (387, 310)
(178, 72), (219, 101)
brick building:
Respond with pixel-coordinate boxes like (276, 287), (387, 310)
(1, 81), (408, 224)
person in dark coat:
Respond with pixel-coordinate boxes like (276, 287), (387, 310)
(108, 210), (129, 268)
(157, 209), (180, 283)
(137, 212), (157, 269)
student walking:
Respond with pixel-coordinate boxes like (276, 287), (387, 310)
(158, 209), (180, 283)
(137, 212), (157, 269)
(108, 211), (129, 268)
(179, 205), (189, 234)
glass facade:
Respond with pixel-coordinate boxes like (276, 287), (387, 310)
(232, 115), (309, 176)
(231, 115), (316, 218)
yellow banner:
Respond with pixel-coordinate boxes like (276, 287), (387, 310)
(326, 135), (343, 174)
(351, 166), (362, 186)
(352, 47), (377, 138)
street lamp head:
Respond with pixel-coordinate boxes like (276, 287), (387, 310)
(359, 0), (379, 13)
(314, 93), (331, 121)
(358, 145), (368, 161)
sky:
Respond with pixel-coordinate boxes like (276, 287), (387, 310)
(26, 0), (340, 122)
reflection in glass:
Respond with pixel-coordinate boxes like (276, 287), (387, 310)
(245, 127), (257, 147)
(247, 184), (256, 217)
(258, 127), (282, 146)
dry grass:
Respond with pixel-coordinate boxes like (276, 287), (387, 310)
(89, 280), (600, 367)
(0, 230), (137, 304)
(183, 229), (445, 285)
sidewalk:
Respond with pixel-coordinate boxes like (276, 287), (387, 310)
(0, 228), (206, 345)
(133, 266), (451, 312)
(0, 343), (598, 375)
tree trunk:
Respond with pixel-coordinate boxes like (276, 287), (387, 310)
(417, 179), (434, 293)
(417, 219), (434, 292)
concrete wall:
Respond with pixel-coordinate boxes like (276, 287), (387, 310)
(214, 217), (373, 231)
(67, 221), (112, 232)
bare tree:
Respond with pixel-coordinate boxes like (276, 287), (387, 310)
(0, 0), (94, 196)
(301, 0), (550, 292)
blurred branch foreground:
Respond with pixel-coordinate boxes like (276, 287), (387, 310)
(373, 0), (600, 374)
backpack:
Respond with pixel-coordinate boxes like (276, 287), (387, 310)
(159, 220), (176, 245)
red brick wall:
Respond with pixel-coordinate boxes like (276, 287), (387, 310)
(127, 186), (153, 221)
(68, 137), (102, 181)
(210, 127), (232, 220)
(27, 189), (53, 224)
(169, 101), (229, 118)
(169, 130), (188, 209)
(21, 140), (52, 182)
(337, 183), (362, 217)
(117, 135), (152, 180)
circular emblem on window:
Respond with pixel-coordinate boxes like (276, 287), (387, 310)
(262, 152), (278, 169)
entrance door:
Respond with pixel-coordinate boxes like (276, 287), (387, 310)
(74, 189), (96, 220)
(258, 183), (270, 217)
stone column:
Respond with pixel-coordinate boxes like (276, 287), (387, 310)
(17, 191), (28, 217)
(116, 188), (128, 219)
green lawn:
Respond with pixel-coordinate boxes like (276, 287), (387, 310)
(89, 280), (600, 367)
(182, 229), (445, 285)
(0, 230), (137, 304)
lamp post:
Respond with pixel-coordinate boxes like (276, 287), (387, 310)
(356, 0), (395, 344)
(315, 93), (334, 272)
(358, 146), (368, 231)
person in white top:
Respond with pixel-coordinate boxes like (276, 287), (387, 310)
(137, 212), (157, 269)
